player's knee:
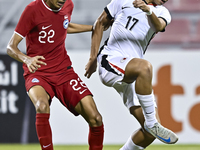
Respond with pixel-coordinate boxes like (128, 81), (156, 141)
(96, 114), (103, 125)
(89, 113), (103, 127)
(35, 100), (49, 113)
(140, 61), (152, 78)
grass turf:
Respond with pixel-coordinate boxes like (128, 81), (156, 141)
(0, 144), (200, 150)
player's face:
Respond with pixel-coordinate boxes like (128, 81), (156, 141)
(153, 0), (168, 5)
(45, 0), (66, 10)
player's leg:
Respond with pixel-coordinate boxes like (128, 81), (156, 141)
(28, 85), (53, 150)
(57, 73), (104, 150)
(122, 106), (158, 150)
(122, 58), (157, 126)
(120, 106), (158, 150)
(122, 58), (178, 144)
(75, 95), (104, 150)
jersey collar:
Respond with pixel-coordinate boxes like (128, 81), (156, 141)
(148, 3), (157, 6)
(41, 0), (61, 12)
(142, 0), (157, 6)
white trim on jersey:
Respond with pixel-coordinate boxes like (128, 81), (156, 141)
(14, 31), (24, 39)
(41, 0), (61, 12)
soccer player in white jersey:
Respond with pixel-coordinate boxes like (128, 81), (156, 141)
(85, 0), (178, 149)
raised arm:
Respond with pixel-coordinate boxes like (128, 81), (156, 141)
(7, 33), (46, 73)
(84, 10), (112, 78)
(133, 0), (167, 32)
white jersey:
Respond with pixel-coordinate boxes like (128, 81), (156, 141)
(101, 0), (171, 59)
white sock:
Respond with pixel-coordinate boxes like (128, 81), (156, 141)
(120, 136), (144, 150)
(137, 92), (157, 128)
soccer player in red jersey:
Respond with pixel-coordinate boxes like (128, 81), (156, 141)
(6, 0), (104, 150)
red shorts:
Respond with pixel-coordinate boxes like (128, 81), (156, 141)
(24, 67), (92, 116)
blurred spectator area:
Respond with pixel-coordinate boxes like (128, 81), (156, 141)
(0, 0), (199, 53)
(150, 0), (200, 50)
(0, 0), (109, 53)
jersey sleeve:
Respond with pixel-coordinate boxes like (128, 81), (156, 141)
(158, 6), (171, 25)
(63, 0), (74, 22)
(15, 4), (36, 38)
(104, 0), (123, 20)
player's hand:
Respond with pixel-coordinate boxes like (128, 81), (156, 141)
(84, 57), (97, 78)
(24, 56), (47, 73)
(133, 0), (150, 13)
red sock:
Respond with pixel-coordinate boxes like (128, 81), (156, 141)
(35, 113), (53, 150)
(88, 124), (104, 150)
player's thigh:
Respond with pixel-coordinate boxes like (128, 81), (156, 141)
(130, 106), (160, 128)
(28, 85), (50, 111)
(123, 58), (152, 83)
(74, 95), (102, 126)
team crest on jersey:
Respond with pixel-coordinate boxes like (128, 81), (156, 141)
(32, 78), (39, 83)
(63, 18), (69, 29)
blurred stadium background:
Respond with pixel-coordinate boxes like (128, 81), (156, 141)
(1, 0), (200, 52)
(0, 0), (200, 148)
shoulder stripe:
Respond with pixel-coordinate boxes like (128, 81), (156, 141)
(104, 7), (113, 20)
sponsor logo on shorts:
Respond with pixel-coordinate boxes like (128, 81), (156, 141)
(120, 57), (127, 63)
(32, 78), (39, 83)
(79, 89), (87, 94)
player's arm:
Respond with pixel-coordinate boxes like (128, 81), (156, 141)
(7, 33), (46, 73)
(133, 0), (166, 32)
(67, 23), (93, 33)
(84, 10), (112, 78)
(7, 33), (28, 63)
(146, 10), (166, 33)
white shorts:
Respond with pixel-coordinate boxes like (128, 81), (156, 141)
(97, 53), (157, 109)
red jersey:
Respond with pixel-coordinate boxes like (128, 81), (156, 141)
(15, 0), (74, 76)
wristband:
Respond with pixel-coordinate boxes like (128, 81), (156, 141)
(146, 7), (153, 15)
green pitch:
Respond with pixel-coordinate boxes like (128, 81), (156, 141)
(0, 144), (199, 150)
